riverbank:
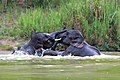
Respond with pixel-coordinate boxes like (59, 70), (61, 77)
(0, 39), (27, 51)
(0, 0), (120, 51)
(0, 51), (120, 55)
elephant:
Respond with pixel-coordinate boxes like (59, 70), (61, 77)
(61, 41), (101, 57)
(40, 41), (101, 57)
(50, 29), (84, 51)
(28, 32), (56, 49)
(24, 29), (84, 56)
(12, 29), (101, 57)
(12, 43), (36, 55)
(12, 32), (54, 55)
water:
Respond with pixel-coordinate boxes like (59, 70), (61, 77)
(0, 51), (120, 60)
(0, 51), (120, 80)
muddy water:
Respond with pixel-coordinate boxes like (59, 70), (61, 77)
(0, 51), (120, 80)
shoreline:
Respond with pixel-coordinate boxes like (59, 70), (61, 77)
(0, 51), (13, 54)
(0, 51), (120, 55)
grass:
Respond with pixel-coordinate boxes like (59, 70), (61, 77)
(0, 0), (120, 51)
(0, 59), (119, 80)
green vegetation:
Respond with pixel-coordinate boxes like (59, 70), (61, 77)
(0, 59), (119, 80)
(0, 0), (120, 51)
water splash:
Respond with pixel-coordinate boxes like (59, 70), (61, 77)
(0, 51), (120, 60)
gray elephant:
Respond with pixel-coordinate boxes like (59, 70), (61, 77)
(12, 32), (53, 55)
(61, 41), (101, 57)
(50, 29), (84, 50)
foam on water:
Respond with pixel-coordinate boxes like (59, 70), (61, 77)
(41, 54), (120, 60)
(0, 51), (120, 60)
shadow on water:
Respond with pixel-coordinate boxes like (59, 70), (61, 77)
(0, 51), (120, 80)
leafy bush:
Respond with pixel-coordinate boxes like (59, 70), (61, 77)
(0, 0), (120, 51)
